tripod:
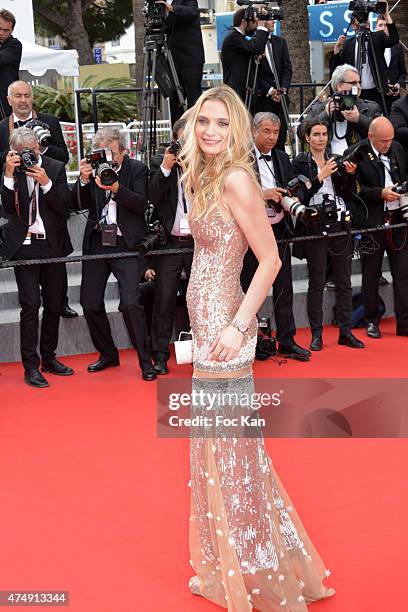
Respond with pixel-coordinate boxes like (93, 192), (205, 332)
(355, 24), (388, 117)
(139, 29), (185, 164)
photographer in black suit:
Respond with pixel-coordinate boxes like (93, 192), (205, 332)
(1, 127), (73, 387)
(390, 94), (408, 155)
(73, 127), (156, 381)
(330, 1), (399, 112)
(157, 0), (204, 122)
(148, 116), (193, 374)
(351, 116), (408, 339)
(0, 9), (22, 118)
(376, 15), (407, 114)
(254, 28), (292, 151)
(0, 80), (76, 318)
(306, 65), (381, 157)
(240, 112), (310, 362)
(221, 8), (274, 104)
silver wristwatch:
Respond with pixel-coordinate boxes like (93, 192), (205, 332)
(231, 318), (249, 334)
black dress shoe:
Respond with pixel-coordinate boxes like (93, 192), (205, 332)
(154, 360), (169, 375)
(42, 358), (74, 376)
(278, 342), (311, 362)
(338, 333), (365, 349)
(87, 358), (120, 373)
(366, 323), (381, 339)
(61, 304), (79, 318)
(310, 335), (323, 351)
(24, 369), (49, 388)
(142, 365), (158, 381)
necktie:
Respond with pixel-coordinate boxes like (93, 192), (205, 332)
(259, 154), (272, 162)
(15, 119), (28, 128)
(29, 182), (38, 226)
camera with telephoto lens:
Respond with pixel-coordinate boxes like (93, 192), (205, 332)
(236, 0), (284, 22)
(332, 143), (365, 175)
(168, 139), (181, 155)
(25, 119), (52, 148)
(308, 194), (338, 226)
(392, 182), (408, 221)
(138, 219), (168, 252)
(280, 175), (313, 221)
(15, 148), (38, 174)
(85, 148), (118, 187)
(349, 0), (387, 22)
(332, 92), (358, 112)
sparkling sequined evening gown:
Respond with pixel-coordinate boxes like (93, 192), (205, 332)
(186, 206), (334, 611)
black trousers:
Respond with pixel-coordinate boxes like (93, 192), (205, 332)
(361, 87), (386, 114)
(80, 231), (151, 366)
(170, 63), (203, 124)
(361, 227), (408, 330)
(151, 236), (194, 362)
(303, 223), (353, 336)
(254, 96), (288, 152)
(241, 219), (295, 345)
(13, 239), (65, 371)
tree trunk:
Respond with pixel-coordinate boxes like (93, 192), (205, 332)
(281, 0), (311, 114)
(133, 0), (145, 90)
(64, 0), (93, 65)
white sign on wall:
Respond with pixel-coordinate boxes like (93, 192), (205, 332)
(1, 0), (35, 43)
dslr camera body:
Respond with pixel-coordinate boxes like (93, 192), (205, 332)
(332, 92), (358, 113)
(85, 148), (119, 187)
(280, 175), (312, 221)
(308, 193), (338, 226)
(15, 149), (38, 174)
(392, 182), (408, 221)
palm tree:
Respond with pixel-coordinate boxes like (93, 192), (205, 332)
(133, 0), (145, 91)
(281, 0), (311, 113)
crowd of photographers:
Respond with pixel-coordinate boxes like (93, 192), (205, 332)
(1, 1), (408, 387)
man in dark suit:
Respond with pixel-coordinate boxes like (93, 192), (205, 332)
(0, 9), (22, 118)
(1, 127), (73, 387)
(351, 116), (408, 339)
(254, 30), (292, 151)
(73, 127), (157, 381)
(158, 0), (204, 122)
(0, 80), (76, 318)
(221, 8), (274, 105)
(390, 94), (408, 154)
(148, 116), (193, 374)
(376, 15), (407, 114)
(330, 1), (399, 112)
(241, 112), (311, 362)
(306, 64), (381, 156)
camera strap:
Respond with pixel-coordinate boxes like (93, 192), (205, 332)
(9, 110), (38, 133)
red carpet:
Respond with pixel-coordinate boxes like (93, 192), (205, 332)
(0, 317), (407, 611)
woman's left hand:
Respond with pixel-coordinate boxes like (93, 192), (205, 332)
(343, 161), (357, 174)
(208, 325), (244, 362)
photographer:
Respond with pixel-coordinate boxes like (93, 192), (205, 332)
(0, 9), (22, 118)
(330, 1), (398, 112)
(221, 8), (274, 104)
(148, 116), (193, 374)
(0, 80), (75, 318)
(240, 112), (311, 362)
(72, 127), (157, 381)
(350, 116), (408, 339)
(156, 0), (204, 122)
(306, 65), (381, 157)
(254, 21), (293, 151)
(376, 15), (406, 115)
(292, 119), (365, 351)
(1, 127), (73, 387)
(390, 93), (408, 155)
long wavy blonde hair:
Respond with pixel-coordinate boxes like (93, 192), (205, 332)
(178, 85), (260, 220)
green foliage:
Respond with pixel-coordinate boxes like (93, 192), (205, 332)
(33, 0), (133, 48)
(33, 77), (138, 123)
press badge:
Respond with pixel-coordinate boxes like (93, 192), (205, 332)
(179, 215), (191, 235)
(101, 223), (118, 246)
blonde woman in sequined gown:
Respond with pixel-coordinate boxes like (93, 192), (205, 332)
(181, 85), (335, 611)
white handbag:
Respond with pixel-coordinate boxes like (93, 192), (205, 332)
(174, 331), (193, 364)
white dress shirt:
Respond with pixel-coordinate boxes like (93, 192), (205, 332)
(160, 164), (192, 236)
(330, 120), (348, 156)
(100, 164), (122, 236)
(371, 144), (399, 210)
(255, 146), (284, 225)
(355, 41), (376, 90)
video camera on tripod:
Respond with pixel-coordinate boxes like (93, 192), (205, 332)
(349, 1), (387, 23)
(236, 0), (284, 22)
(144, 0), (166, 36)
